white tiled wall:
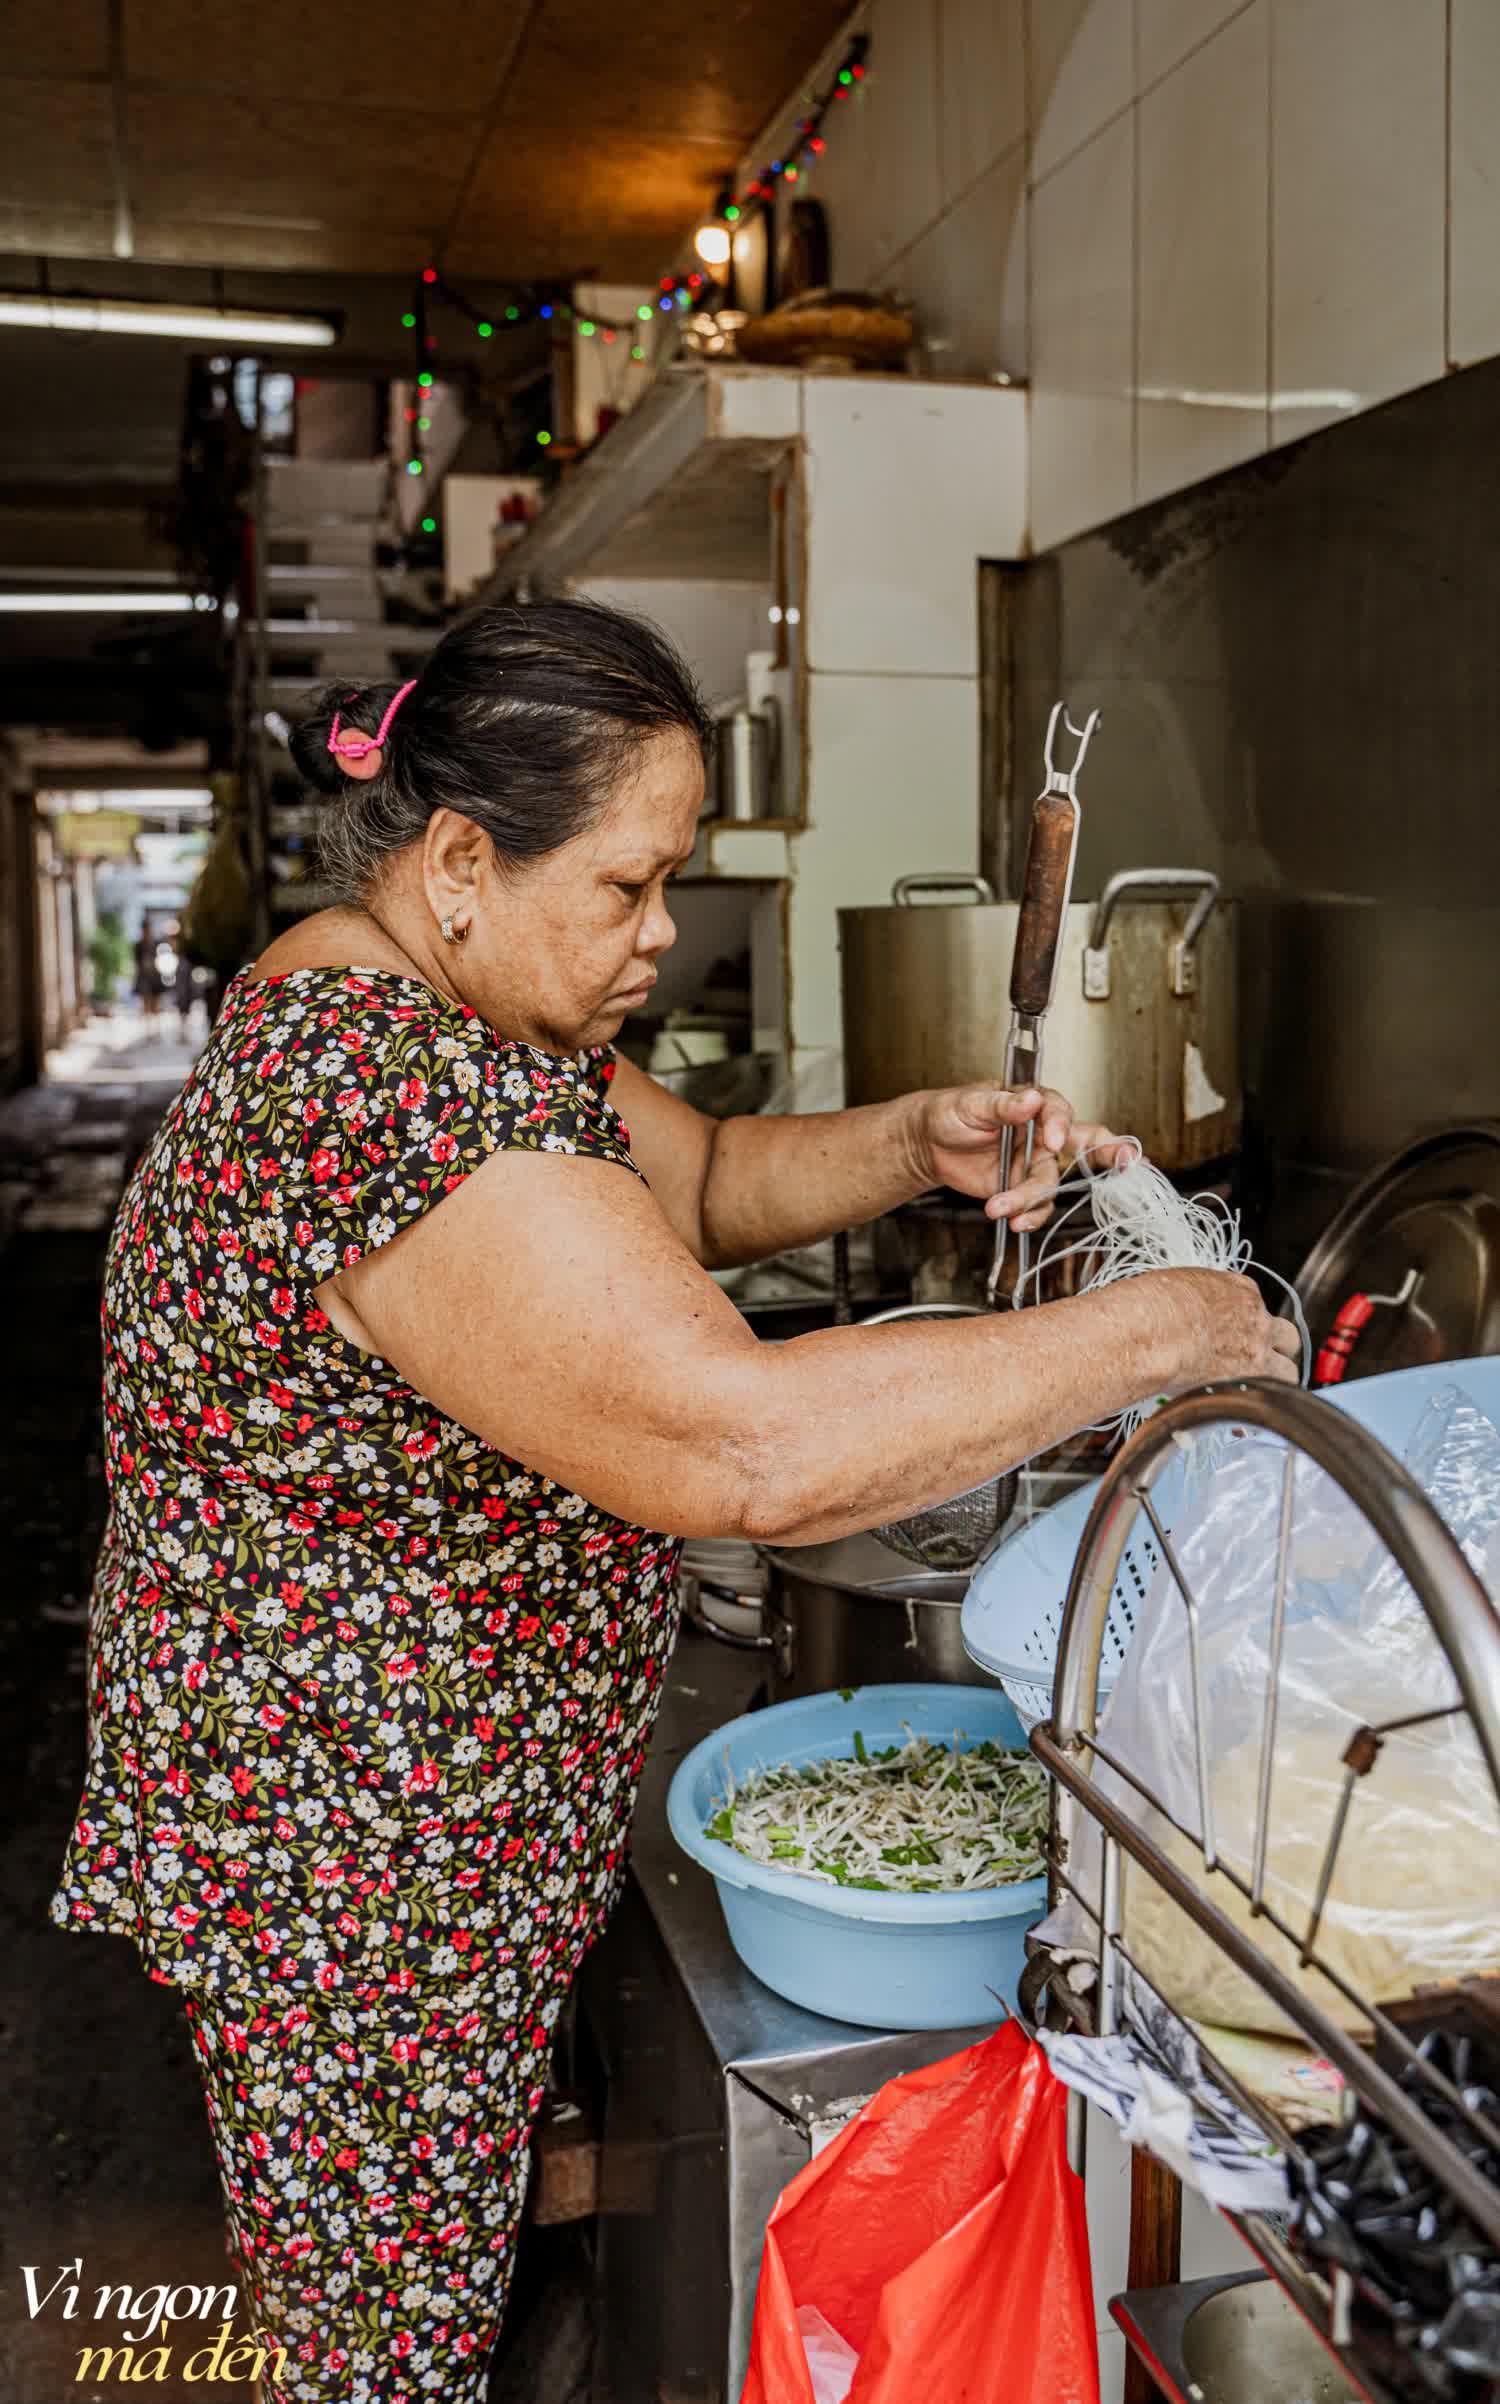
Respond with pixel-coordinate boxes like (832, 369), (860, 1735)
(739, 0), (1492, 553)
(936, 0), (1026, 200)
(790, 669), (981, 1064)
(1449, 0), (1500, 366)
(1030, 0), (1135, 180)
(1028, 116), (1135, 541)
(802, 379), (1026, 675)
(1269, 0), (1446, 448)
(1135, 1), (1269, 507)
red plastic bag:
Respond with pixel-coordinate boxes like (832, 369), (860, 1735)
(741, 2024), (1098, 2404)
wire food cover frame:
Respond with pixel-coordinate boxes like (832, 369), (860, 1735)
(1032, 1378), (1500, 2401)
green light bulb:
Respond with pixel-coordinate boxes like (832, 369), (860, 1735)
(579, 320), (595, 337)
(417, 372), (433, 388)
(631, 345), (645, 361)
(725, 204), (741, 223)
(537, 430), (552, 446)
(406, 459), (423, 476)
(477, 320), (493, 337)
(401, 312), (416, 329)
(417, 415), (431, 431)
(420, 516), (436, 533)
(505, 305), (520, 320)
(637, 304), (652, 322)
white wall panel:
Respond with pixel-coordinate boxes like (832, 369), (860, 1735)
(1449, 0), (1500, 367)
(1030, 0), (1135, 180)
(1137, 0), (1253, 90)
(1137, 3), (1269, 505)
(936, 0), (1026, 203)
(890, 140), (1028, 381)
(1270, 0), (1446, 448)
(1030, 116), (1136, 548)
(792, 668), (981, 1056)
(803, 381), (1026, 676)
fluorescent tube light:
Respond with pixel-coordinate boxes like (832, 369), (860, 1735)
(0, 293), (337, 347)
(44, 789), (215, 811)
(0, 592), (209, 613)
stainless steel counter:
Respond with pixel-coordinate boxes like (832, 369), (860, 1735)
(579, 1625), (992, 2403)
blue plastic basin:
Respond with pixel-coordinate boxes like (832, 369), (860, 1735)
(666, 1683), (1047, 2030)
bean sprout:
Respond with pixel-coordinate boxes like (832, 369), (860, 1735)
(705, 1731), (1049, 1893)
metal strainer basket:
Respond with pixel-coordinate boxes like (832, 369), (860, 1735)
(863, 1304), (1020, 1572)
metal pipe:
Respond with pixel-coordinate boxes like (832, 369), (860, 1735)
(1250, 1448), (1297, 1911)
(1136, 1489), (1217, 1870)
(1033, 1721), (1500, 2253)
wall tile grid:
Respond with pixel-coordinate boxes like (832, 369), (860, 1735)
(1034, 0), (1457, 539)
(1270, 0), (1446, 447)
(1136, 2), (1271, 506)
(1447, 0), (1500, 365)
(750, 0), (1478, 549)
(802, 379), (1026, 674)
(1027, 112), (1135, 548)
(789, 670), (982, 1061)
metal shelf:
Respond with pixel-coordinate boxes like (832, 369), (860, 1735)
(1032, 1379), (1500, 2404)
(476, 361), (801, 597)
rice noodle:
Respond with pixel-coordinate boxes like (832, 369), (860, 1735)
(705, 1731), (1049, 1893)
(1013, 1146), (1311, 1441)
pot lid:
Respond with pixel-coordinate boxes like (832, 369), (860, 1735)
(1293, 1124), (1500, 1383)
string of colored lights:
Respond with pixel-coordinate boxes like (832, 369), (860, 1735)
(399, 27), (869, 482)
(720, 32), (868, 225)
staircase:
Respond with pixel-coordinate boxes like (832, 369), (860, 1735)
(248, 457), (441, 929)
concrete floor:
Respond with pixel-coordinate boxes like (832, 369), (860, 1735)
(0, 1014), (241, 2403)
(0, 1010), (593, 2403)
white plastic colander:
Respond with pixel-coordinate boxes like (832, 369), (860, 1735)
(961, 1358), (1500, 1729)
(960, 1468), (1171, 1731)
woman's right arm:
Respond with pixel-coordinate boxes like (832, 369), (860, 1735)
(323, 1150), (1299, 1546)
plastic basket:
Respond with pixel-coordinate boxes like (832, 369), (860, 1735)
(961, 1358), (1500, 1731)
(666, 1683), (1047, 2029)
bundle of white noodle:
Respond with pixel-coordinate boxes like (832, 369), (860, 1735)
(706, 1732), (1049, 1893)
(1014, 1146), (1308, 1440)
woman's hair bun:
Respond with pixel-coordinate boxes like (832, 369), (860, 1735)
(289, 681), (402, 795)
(284, 598), (711, 910)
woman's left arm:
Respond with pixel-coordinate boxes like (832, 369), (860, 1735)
(607, 1052), (1130, 1270)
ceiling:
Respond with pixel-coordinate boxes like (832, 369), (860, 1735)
(0, 1), (853, 751)
(0, 0), (853, 283)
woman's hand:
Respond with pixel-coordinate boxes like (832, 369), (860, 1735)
(1143, 1268), (1304, 1393)
(911, 1083), (1137, 1232)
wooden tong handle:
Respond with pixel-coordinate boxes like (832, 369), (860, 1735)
(1010, 791), (1078, 1017)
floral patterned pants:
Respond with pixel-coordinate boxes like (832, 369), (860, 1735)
(182, 1966), (569, 2401)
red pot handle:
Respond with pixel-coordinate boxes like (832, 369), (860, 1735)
(1315, 1292), (1376, 1387)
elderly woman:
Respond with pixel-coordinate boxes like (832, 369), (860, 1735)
(51, 600), (1294, 2399)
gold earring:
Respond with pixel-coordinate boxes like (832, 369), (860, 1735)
(440, 914), (468, 946)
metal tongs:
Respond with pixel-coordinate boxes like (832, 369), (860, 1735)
(985, 703), (1099, 1307)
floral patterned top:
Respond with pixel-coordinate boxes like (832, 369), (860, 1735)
(49, 965), (683, 2001)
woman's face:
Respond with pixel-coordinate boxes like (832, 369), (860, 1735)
(460, 725), (705, 1053)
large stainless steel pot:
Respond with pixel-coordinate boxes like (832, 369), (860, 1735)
(839, 868), (1240, 1172)
(757, 1533), (1001, 1698)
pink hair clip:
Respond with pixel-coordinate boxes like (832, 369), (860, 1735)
(327, 678), (418, 764)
